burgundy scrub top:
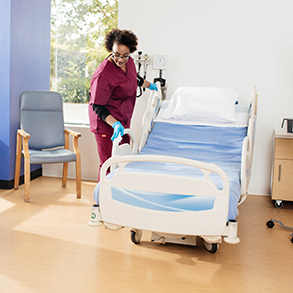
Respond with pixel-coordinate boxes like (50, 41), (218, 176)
(89, 57), (137, 133)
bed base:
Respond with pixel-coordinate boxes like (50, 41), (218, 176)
(150, 219), (240, 246)
(103, 217), (239, 254)
(127, 217), (239, 253)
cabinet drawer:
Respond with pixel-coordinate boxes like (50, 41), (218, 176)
(274, 138), (293, 159)
(272, 159), (293, 201)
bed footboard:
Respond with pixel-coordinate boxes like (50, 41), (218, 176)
(99, 154), (230, 236)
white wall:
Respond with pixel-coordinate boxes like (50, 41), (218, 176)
(118, 0), (293, 195)
(45, 0), (293, 195)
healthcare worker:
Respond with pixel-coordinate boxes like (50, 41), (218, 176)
(89, 28), (157, 181)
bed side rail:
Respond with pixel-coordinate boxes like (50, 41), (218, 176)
(111, 129), (138, 156)
(99, 154), (230, 236)
(111, 129), (138, 172)
(240, 86), (257, 196)
(138, 82), (162, 152)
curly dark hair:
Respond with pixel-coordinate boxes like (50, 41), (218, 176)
(105, 28), (138, 53)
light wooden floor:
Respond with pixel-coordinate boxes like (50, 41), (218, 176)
(1, 177), (293, 293)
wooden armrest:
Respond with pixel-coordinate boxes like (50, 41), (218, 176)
(17, 129), (31, 139)
(64, 129), (81, 152)
(65, 129), (81, 138)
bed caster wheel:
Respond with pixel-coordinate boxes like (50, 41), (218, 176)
(266, 220), (274, 228)
(291, 237), (293, 244)
(203, 241), (218, 253)
(130, 230), (143, 244)
(207, 243), (218, 254)
(274, 201), (283, 209)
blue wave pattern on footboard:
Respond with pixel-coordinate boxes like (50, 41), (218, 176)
(111, 187), (215, 212)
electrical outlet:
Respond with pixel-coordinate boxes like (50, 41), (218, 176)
(152, 55), (167, 70)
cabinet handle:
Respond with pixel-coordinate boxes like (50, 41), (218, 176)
(278, 164), (281, 181)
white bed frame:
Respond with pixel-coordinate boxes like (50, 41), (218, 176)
(99, 83), (258, 252)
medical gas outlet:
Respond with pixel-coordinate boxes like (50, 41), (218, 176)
(152, 55), (167, 100)
(152, 55), (167, 70)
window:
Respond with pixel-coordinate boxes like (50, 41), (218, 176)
(50, 0), (118, 124)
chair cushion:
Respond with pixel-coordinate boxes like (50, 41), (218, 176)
(24, 149), (77, 164)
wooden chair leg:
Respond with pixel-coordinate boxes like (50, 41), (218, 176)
(76, 158), (81, 199)
(23, 137), (30, 202)
(14, 132), (22, 189)
(72, 135), (81, 198)
(62, 162), (68, 187)
(24, 154), (30, 203)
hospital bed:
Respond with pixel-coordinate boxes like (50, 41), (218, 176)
(92, 83), (257, 253)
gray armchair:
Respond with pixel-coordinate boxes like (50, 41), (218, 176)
(14, 91), (81, 202)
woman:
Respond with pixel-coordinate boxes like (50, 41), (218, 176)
(89, 28), (157, 181)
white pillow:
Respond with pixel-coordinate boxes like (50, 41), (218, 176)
(162, 87), (238, 123)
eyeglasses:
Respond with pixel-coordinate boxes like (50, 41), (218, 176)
(112, 53), (130, 60)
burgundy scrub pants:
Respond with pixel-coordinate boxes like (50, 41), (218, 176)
(95, 122), (130, 181)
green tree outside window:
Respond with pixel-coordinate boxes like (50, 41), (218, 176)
(51, 0), (118, 103)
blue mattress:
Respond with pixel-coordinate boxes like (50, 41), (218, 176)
(94, 121), (247, 220)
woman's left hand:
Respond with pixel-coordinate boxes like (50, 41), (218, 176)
(111, 121), (124, 141)
(148, 83), (158, 91)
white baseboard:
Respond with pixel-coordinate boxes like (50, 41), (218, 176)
(248, 184), (271, 196)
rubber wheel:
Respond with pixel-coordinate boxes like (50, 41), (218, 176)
(274, 201), (283, 209)
(209, 243), (218, 254)
(130, 231), (141, 244)
(266, 220), (275, 228)
(204, 243), (218, 254)
(291, 237), (293, 244)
